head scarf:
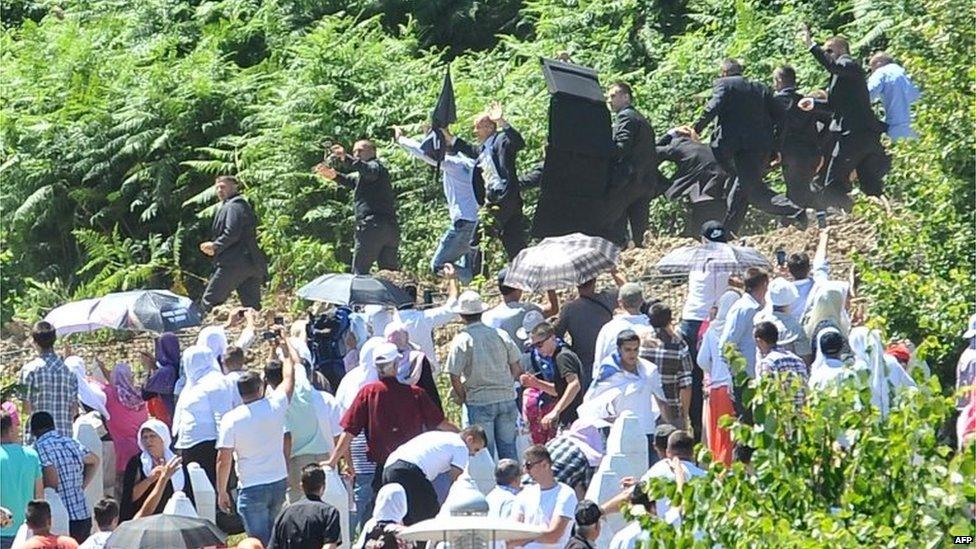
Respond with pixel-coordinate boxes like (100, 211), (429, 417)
(372, 483), (408, 522)
(112, 363), (145, 410)
(810, 326), (844, 375)
(802, 281), (851, 340)
(144, 333), (180, 395)
(137, 418), (184, 492)
(850, 327), (890, 416)
(64, 356), (111, 419)
(2, 401), (20, 434)
(563, 418), (608, 466)
(182, 344), (219, 384)
(196, 325), (228, 370)
(384, 320), (426, 386)
(335, 337), (385, 411)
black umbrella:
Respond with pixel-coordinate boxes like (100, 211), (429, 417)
(105, 514), (225, 548)
(89, 290), (202, 333)
(297, 273), (413, 308)
(420, 68), (457, 163)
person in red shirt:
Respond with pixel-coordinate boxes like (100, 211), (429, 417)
(326, 342), (456, 492)
(21, 500), (79, 549)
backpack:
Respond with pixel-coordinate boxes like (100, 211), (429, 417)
(307, 307), (352, 391)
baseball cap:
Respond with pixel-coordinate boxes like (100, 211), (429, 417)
(516, 310), (546, 341)
(701, 220), (728, 243)
(372, 342), (401, 365)
(574, 500), (603, 527)
(767, 278), (799, 307)
(820, 330), (845, 355)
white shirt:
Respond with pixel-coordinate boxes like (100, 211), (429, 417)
(397, 136), (479, 222)
(486, 485), (519, 519)
(640, 459), (706, 524)
(592, 313), (651, 374)
(482, 301), (543, 345)
(608, 521), (648, 549)
(172, 372), (237, 449)
(396, 306), (458, 372)
(696, 328), (732, 390)
(581, 357), (665, 434)
(790, 258), (829, 322)
(217, 390), (290, 488)
(78, 531), (111, 549)
(385, 431), (469, 481)
(681, 245), (736, 321)
(512, 482), (578, 549)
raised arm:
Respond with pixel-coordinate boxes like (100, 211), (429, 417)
(134, 456), (182, 519)
(396, 135), (438, 167)
(276, 330), (297, 401)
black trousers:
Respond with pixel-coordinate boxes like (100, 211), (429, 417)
(488, 196), (528, 260)
(781, 150), (824, 210)
(715, 146), (804, 233)
(381, 460), (439, 526)
(684, 200), (729, 238)
(201, 262), (263, 312)
(180, 439), (235, 493)
(819, 131), (890, 209)
(69, 518), (91, 544)
(352, 220), (400, 274)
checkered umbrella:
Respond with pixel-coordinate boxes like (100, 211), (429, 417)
(655, 242), (770, 274)
(104, 514), (225, 548)
(503, 233), (620, 292)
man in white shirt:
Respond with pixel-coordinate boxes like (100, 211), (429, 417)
(380, 426), (487, 525)
(482, 268), (558, 345)
(785, 228), (830, 322)
(216, 329), (297, 547)
(718, 268), (769, 416)
(509, 444), (578, 549)
(592, 282), (650, 376)
(486, 458), (521, 519)
(77, 498), (117, 549)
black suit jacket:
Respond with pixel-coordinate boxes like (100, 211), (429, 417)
(611, 105), (657, 190)
(654, 133), (728, 203)
(809, 45), (884, 134)
(693, 75), (785, 152)
(211, 194), (267, 272)
(332, 156), (397, 224)
(774, 88), (832, 155)
(455, 125), (525, 204)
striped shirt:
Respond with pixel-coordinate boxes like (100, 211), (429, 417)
(21, 352), (77, 444)
(641, 329), (693, 426)
(757, 347), (809, 407)
(34, 430), (91, 520)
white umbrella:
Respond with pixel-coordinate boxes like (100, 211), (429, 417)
(398, 516), (546, 543)
(504, 233), (620, 292)
(655, 242), (770, 274)
(44, 298), (103, 336)
(43, 290), (201, 336)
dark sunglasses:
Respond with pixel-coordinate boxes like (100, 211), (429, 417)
(531, 335), (553, 349)
(524, 460), (543, 471)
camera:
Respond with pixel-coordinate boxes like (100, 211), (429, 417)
(262, 330), (278, 341)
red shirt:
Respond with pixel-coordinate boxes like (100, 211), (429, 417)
(22, 534), (79, 549)
(341, 377), (445, 463)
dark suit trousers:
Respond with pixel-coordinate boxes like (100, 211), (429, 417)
(489, 195), (528, 260)
(820, 132), (890, 209)
(605, 179), (658, 246)
(353, 219), (400, 274)
(716, 146), (804, 232)
(781, 150), (824, 210)
(202, 262), (263, 311)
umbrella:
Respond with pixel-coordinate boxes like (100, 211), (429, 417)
(104, 514), (225, 549)
(399, 516), (546, 543)
(44, 291), (201, 335)
(420, 68), (457, 163)
(503, 233), (620, 292)
(297, 273), (413, 308)
(655, 242), (771, 274)
(44, 298), (102, 336)
(89, 290), (202, 333)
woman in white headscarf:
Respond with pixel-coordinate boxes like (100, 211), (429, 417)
(64, 356), (111, 420)
(696, 289), (741, 467)
(356, 483), (411, 548)
(121, 418), (193, 520)
(174, 326), (229, 394)
(849, 327), (916, 417)
(171, 344), (235, 487)
(808, 327), (854, 390)
(802, 281), (852, 343)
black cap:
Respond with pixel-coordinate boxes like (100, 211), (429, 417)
(820, 330), (845, 355)
(574, 500), (602, 526)
(701, 220), (728, 243)
(655, 423), (677, 442)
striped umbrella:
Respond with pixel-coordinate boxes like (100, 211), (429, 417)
(503, 233), (620, 292)
(104, 514), (225, 548)
(655, 242), (770, 274)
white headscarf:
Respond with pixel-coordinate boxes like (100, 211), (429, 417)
(851, 327), (916, 417)
(196, 326), (228, 370)
(355, 483), (408, 548)
(708, 290), (741, 337)
(335, 337), (385, 411)
(802, 281), (851, 340)
(138, 418), (184, 492)
(172, 345), (222, 438)
(64, 356), (110, 420)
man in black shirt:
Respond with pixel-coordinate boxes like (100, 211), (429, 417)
(772, 65), (831, 211)
(565, 500), (602, 549)
(199, 175), (268, 311)
(315, 140), (399, 274)
(606, 82), (658, 247)
(522, 321), (583, 430)
(269, 464), (341, 549)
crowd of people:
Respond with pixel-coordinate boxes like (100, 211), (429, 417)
(2, 28), (960, 549)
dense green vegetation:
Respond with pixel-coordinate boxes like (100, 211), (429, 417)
(1, 0), (972, 390)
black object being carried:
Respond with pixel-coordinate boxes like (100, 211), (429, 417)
(532, 58), (616, 241)
(307, 307), (353, 391)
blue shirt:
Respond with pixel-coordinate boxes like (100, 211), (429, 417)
(718, 293), (763, 378)
(397, 136), (478, 222)
(867, 63), (920, 140)
(0, 443), (42, 536)
(34, 430), (91, 520)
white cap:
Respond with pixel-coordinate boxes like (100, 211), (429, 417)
(768, 278), (799, 308)
(450, 290), (490, 315)
(372, 342), (401, 365)
(964, 313), (976, 339)
(516, 310), (546, 341)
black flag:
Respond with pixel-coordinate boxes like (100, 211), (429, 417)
(420, 69), (457, 162)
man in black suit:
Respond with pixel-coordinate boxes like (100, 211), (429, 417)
(316, 140), (400, 274)
(772, 65), (832, 211)
(800, 29), (890, 211)
(454, 103), (527, 260)
(199, 175), (268, 311)
(693, 59), (806, 233)
(654, 127), (729, 236)
(605, 82), (658, 247)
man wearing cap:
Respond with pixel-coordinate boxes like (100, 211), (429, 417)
(565, 500), (603, 549)
(678, 220), (738, 442)
(592, 282), (651, 377)
(807, 329), (852, 390)
(325, 341), (455, 494)
(445, 290), (524, 460)
(757, 277), (812, 363)
(483, 268), (558, 345)
(519, 320), (584, 441)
